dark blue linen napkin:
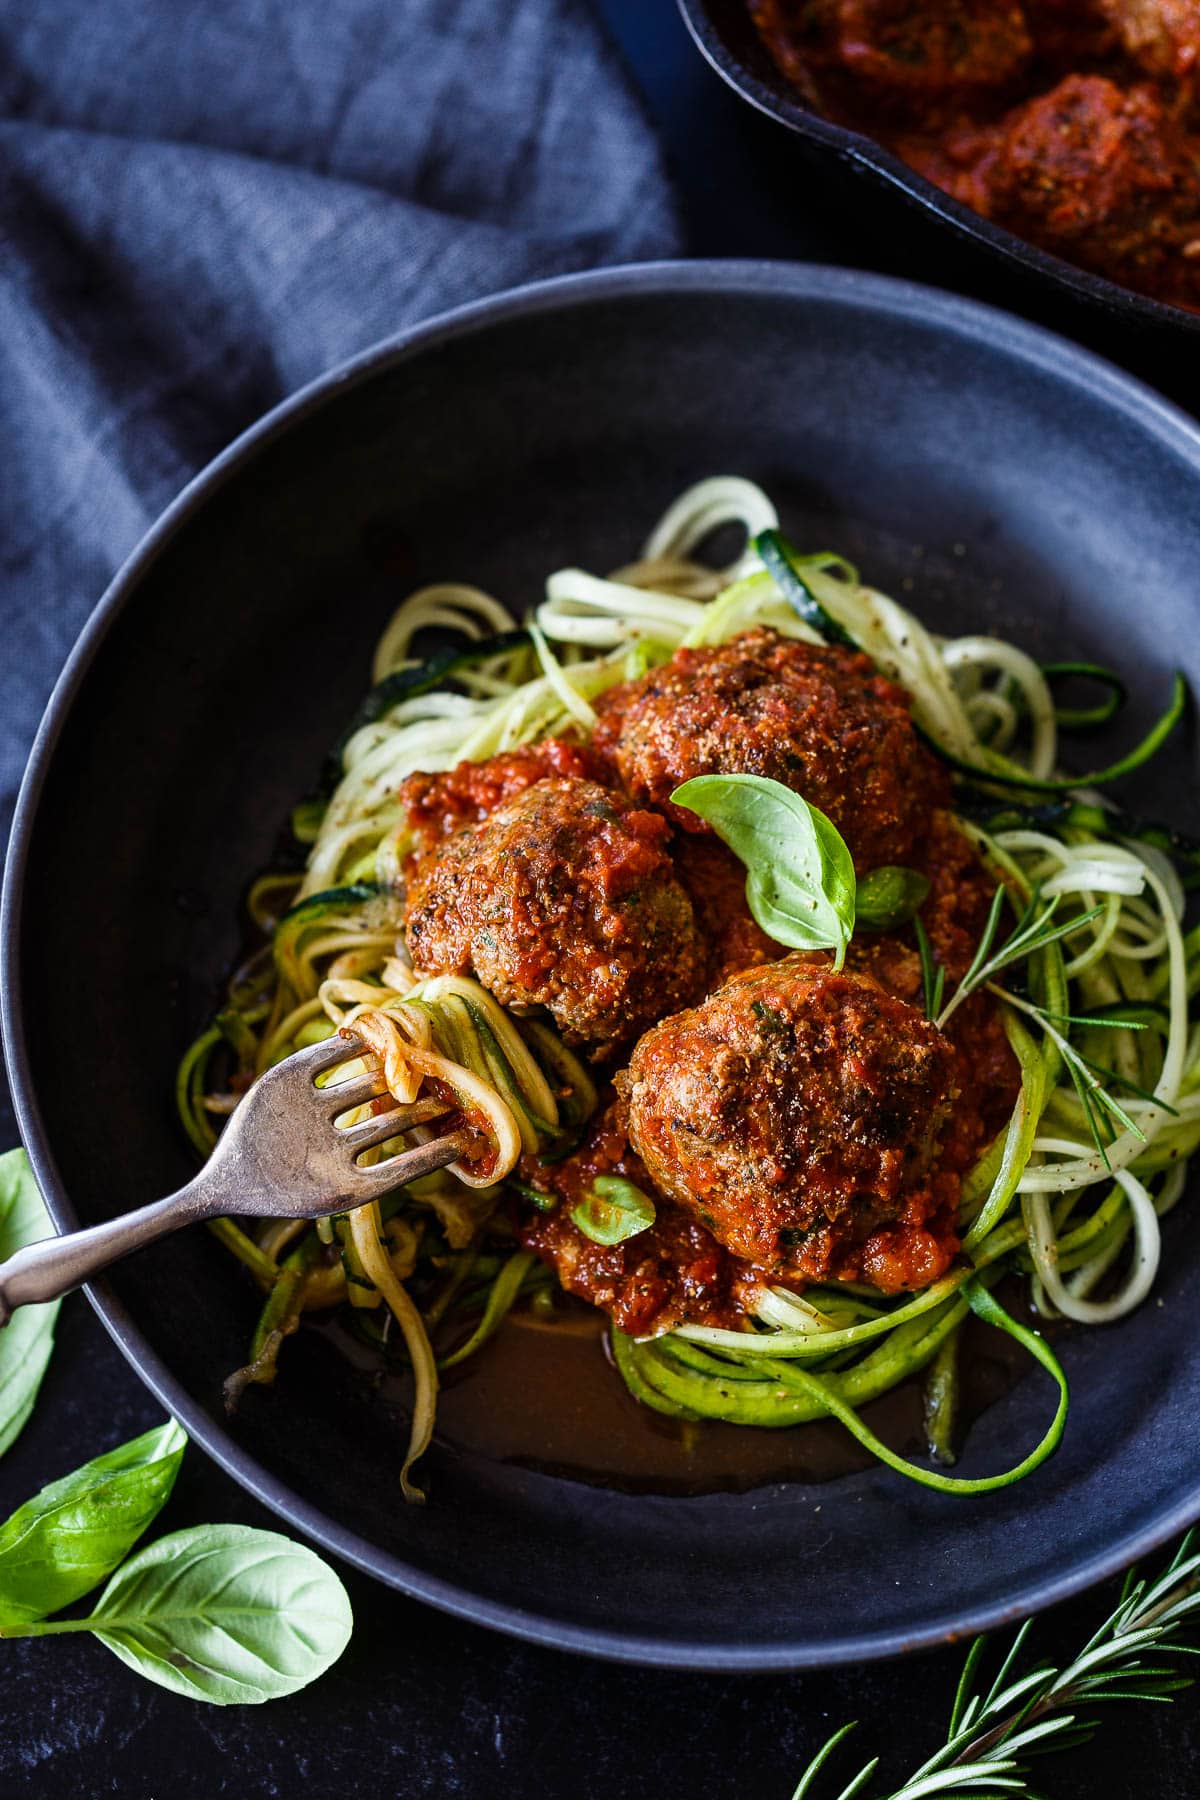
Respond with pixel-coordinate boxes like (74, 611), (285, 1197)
(0, 0), (681, 851)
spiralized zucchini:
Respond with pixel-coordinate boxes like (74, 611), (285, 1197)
(179, 476), (1200, 1500)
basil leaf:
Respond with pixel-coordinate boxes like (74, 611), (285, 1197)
(0, 1149), (61, 1460)
(671, 774), (856, 967)
(85, 1523), (353, 1704)
(571, 1177), (656, 1246)
(856, 866), (931, 930)
(0, 1419), (186, 1629)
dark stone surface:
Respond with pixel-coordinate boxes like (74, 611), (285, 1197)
(3, 3), (1200, 1795)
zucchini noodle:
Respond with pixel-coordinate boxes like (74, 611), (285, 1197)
(179, 476), (1199, 1501)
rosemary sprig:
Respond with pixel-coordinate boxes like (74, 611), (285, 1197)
(935, 885), (1103, 1031)
(924, 880), (1145, 1165)
(913, 915), (944, 1022)
(791, 1531), (1200, 1800)
(993, 985), (1150, 1168)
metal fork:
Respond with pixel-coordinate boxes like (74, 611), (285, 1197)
(0, 1033), (472, 1326)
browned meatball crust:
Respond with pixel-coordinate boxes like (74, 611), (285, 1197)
(749, 0), (1034, 120)
(957, 77), (1200, 304)
(403, 777), (705, 1059)
(592, 628), (948, 870)
(832, 0), (1032, 107)
(620, 954), (961, 1290)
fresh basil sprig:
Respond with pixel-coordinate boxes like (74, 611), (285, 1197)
(81, 1524), (353, 1704)
(0, 1149), (60, 1460)
(0, 1419), (185, 1628)
(671, 774), (857, 967)
(0, 1424), (353, 1704)
(571, 1176), (656, 1246)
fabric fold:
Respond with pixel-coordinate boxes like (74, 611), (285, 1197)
(0, 0), (681, 845)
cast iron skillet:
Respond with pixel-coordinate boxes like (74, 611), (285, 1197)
(679, 0), (1200, 342)
(5, 262), (1200, 1670)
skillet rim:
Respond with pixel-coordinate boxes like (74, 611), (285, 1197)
(676, 0), (1200, 337)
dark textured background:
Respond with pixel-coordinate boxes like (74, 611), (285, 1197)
(3, 2), (1200, 1794)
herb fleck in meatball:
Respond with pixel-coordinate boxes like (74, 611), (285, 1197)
(593, 627), (947, 869)
(620, 954), (961, 1291)
(403, 777), (704, 1060)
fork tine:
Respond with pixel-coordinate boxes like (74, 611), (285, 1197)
(337, 1100), (453, 1151)
(288, 1032), (364, 1078)
(322, 1069), (390, 1111)
(348, 1130), (475, 1196)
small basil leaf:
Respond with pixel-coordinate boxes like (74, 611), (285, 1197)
(571, 1177), (656, 1247)
(86, 1523), (353, 1704)
(0, 1419), (187, 1629)
(671, 774), (856, 967)
(856, 866), (931, 931)
(0, 1149), (61, 1461)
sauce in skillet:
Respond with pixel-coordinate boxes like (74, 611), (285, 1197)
(749, 0), (1200, 311)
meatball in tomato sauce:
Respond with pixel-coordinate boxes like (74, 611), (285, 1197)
(593, 628), (948, 869)
(398, 737), (611, 861)
(403, 777), (705, 1060)
(924, 75), (1200, 305)
(836, 0), (1032, 109)
(621, 954), (962, 1292)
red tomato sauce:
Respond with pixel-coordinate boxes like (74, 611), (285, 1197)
(398, 737), (612, 860)
(517, 1101), (763, 1335)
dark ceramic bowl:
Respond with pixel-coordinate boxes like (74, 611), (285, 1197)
(5, 262), (1200, 1669)
(678, 0), (1200, 344)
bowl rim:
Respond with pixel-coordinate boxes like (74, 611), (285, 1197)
(676, 0), (1200, 335)
(7, 258), (1200, 1669)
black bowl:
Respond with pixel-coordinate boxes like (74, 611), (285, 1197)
(678, 0), (1200, 348)
(6, 262), (1200, 1669)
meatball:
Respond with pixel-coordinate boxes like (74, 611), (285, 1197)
(941, 77), (1200, 304)
(909, 806), (1007, 981)
(844, 932), (1019, 1165)
(593, 628), (947, 869)
(621, 954), (961, 1291)
(403, 777), (704, 1059)
(830, 0), (1032, 106)
(749, 0), (1032, 114)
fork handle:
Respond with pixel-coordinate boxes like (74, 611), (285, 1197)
(0, 1184), (210, 1326)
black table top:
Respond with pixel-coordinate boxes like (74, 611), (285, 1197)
(3, 5), (1199, 1795)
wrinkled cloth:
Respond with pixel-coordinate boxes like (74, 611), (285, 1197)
(0, 0), (681, 848)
